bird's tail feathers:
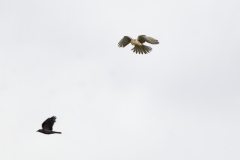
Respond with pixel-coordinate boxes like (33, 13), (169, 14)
(131, 45), (152, 54)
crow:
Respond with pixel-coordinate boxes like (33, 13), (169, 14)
(37, 116), (61, 134)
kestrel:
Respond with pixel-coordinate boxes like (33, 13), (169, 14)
(118, 35), (159, 54)
(37, 116), (62, 134)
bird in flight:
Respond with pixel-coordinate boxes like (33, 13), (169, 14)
(118, 35), (159, 54)
(37, 116), (62, 134)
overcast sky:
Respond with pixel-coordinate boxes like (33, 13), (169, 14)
(0, 0), (240, 159)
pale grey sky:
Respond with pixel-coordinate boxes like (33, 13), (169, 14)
(0, 0), (240, 159)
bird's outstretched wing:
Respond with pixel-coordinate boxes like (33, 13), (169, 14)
(118, 36), (132, 47)
(137, 35), (159, 44)
(42, 116), (56, 131)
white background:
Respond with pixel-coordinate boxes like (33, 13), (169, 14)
(0, 0), (240, 159)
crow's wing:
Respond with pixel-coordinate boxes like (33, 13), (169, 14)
(137, 35), (159, 44)
(42, 116), (56, 131)
(118, 36), (132, 47)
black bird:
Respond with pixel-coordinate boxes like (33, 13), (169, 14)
(37, 116), (61, 134)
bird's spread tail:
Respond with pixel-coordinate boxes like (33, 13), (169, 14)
(131, 45), (152, 54)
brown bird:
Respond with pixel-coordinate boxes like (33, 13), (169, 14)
(118, 35), (159, 54)
(37, 116), (62, 134)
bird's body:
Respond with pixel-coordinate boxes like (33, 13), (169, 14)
(118, 35), (159, 54)
(37, 116), (61, 134)
(130, 39), (142, 46)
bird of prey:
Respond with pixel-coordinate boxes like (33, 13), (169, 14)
(37, 116), (62, 134)
(118, 35), (159, 54)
